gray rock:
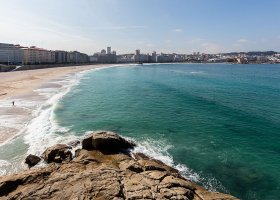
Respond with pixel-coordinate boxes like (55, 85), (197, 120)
(119, 160), (143, 173)
(25, 154), (41, 168)
(41, 144), (72, 163)
(67, 140), (80, 147)
(82, 131), (136, 153)
(0, 131), (239, 200)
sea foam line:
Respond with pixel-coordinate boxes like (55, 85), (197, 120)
(23, 65), (128, 155)
(0, 65), (129, 175)
(2, 64), (225, 192)
(129, 136), (226, 192)
(0, 68), (92, 174)
(24, 71), (91, 155)
(23, 64), (224, 192)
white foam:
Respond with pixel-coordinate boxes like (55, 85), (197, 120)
(0, 160), (11, 176)
(0, 98), (40, 147)
(1, 64), (223, 191)
(131, 137), (201, 182)
(190, 71), (205, 74)
(23, 73), (83, 155)
(130, 136), (225, 192)
(169, 70), (206, 75)
(23, 65), (125, 155)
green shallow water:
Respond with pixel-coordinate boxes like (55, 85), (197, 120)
(54, 63), (280, 200)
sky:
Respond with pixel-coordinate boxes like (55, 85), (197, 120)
(1, 0), (280, 54)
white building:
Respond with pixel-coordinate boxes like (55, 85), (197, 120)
(67, 51), (89, 63)
(55, 50), (68, 63)
(0, 43), (23, 64)
(151, 51), (157, 63)
(134, 49), (149, 63)
(89, 55), (98, 63)
(107, 47), (111, 54)
(23, 46), (55, 64)
(117, 54), (135, 63)
(101, 49), (106, 55)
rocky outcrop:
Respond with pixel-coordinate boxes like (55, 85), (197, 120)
(82, 131), (136, 153)
(41, 144), (72, 163)
(25, 154), (41, 168)
(0, 131), (239, 200)
(67, 140), (80, 147)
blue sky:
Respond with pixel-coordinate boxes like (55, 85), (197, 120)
(1, 0), (280, 54)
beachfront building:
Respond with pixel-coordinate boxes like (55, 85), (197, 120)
(134, 49), (151, 63)
(157, 53), (174, 63)
(55, 50), (68, 64)
(117, 54), (135, 63)
(23, 46), (55, 65)
(101, 49), (106, 55)
(0, 43), (23, 65)
(151, 51), (157, 63)
(89, 47), (117, 63)
(173, 54), (185, 62)
(107, 47), (111, 54)
(134, 49), (149, 63)
(67, 51), (78, 63)
(89, 55), (98, 63)
(97, 53), (117, 63)
(67, 51), (89, 63)
(80, 53), (89, 63)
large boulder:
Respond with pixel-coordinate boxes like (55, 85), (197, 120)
(82, 131), (136, 153)
(41, 144), (72, 163)
(25, 154), (41, 168)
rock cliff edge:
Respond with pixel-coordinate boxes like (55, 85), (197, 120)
(0, 131), (239, 200)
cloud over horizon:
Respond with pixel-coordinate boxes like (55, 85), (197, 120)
(0, 0), (279, 54)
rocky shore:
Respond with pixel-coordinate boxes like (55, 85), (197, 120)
(0, 131), (238, 200)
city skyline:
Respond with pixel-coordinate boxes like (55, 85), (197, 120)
(1, 0), (280, 54)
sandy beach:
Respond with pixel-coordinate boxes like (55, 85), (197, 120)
(0, 65), (111, 100)
(0, 64), (111, 144)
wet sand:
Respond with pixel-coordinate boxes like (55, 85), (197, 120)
(0, 64), (112, 144)
(0, 65), (111, 100)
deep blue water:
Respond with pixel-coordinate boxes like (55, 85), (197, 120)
(55, 63), (280, 200)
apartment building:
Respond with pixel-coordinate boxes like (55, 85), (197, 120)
(0, 43), (23, 64)
(67, 51), (89, 63)
(55, 50), (68, 64)
(23, 46), (55, 64)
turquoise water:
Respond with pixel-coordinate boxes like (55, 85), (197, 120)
(54, 63), (280, 200)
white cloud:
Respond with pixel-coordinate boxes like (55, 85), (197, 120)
(173, 29), (183, 32)
(146, 43), (154, 47)
(87, 25), (146, 31)
(232, 43), (241, 47)
(188, 38), (203, 44)
(236, 39), (248, 43)
(201, 42), (224, 53)
(136, 41), (145, 44)
(232, 38), (251, 51)
(0, 7), (147, 54)
(0, 10), (100, 53)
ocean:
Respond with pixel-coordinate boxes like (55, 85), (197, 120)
(0, 63), (280, 200)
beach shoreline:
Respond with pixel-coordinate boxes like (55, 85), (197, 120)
(0, 64), (115, 145)
(0, 64), (115, 100)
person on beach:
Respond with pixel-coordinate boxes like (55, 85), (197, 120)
(12, 101), (15, 106)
